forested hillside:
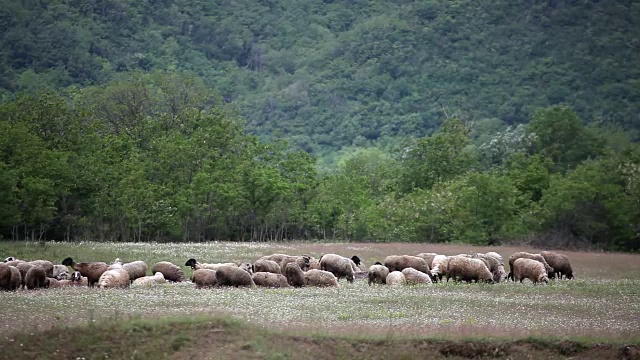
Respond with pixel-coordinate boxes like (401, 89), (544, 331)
(1, 1), (639, 250)
(1, 0), (639, 158)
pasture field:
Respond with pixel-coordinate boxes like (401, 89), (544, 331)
(0, 241), (639, 359)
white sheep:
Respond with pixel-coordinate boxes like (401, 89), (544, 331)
(131, 272), (166, 287)
(368, 263), (390, 285)
(446, 256), (494, 283)
(513, 258), (549, 285)
(385, 271), (406, 286)
(402, 267), (432, 285)
(98, 263), (130, 289)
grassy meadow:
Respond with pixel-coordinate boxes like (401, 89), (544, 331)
(1, 241), (639, 359)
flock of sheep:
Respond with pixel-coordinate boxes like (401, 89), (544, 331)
(0, 250), (574, 291)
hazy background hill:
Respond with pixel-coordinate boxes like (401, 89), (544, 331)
(1, 0), (639, 160)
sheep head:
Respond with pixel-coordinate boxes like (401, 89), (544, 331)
(184, 258), (198, 269)
(61, 257), (75, 267)
(351, 256), (362, 266)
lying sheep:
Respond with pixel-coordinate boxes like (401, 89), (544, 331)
(283, 263), (306, 287)
(304, 269), (339, 287)
(402, 268), (432, 285)
(70, 271), (88, 287)
(260, 253), (289, 264)
(253, 259), (281, 274)
(513, 258), (549, 284)
(368, 263), (390, 285)
(52, 265), (68, 279)
(239, 262), (254, 275)
(384, 255), (430, 274)
(320, 254), (355, 283)
(62, 257), (109, 287)
(508, 252), (554, 281)
(117, 259), (148, 282)
(191, 269), (217, 288)
(430, 255), (449, 282)
(386, 271), (406, 286)
(215, 265), (255, 288)
(132, 272), (166, 287)
(252, 272), (290, 288)
(152, 261), (185, 282)
(184, 258), (237, 271)
(540, 251), (574, 279)
(446, 256), (494, 283)
(25, 266), (48, 289)
(98, 263), (130, 289)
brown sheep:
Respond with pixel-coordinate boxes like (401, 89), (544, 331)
(471, 253), (504, 283)
(283, 262), (306, 287)
(540, 251), (574, 280)
(253, 259), (281, 274)
(280, 255), (313, 272)
(508, 252), (554, 281)
(15, 262), (33, 288)
(513, 258), (549, 284)
(446, 256), (494, 284)
(0, 264), (21, 291)
(383, 255), (430, 274)
(28, 260), (54, 278)
(368, 263), (390, 285)
(25, 266), (48, 289)
(215, 265), (255, 287)
(62, 257), (109, 287)
(152, 261), (185, 282)
(252, 272), (290, 288)
(319, 254), (355, 283)
(191, 269), (217, 288)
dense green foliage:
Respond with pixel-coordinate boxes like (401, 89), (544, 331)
(1, 1), (639, 250)
(1, 0), (639, 158)
(0, 74), (638, 250)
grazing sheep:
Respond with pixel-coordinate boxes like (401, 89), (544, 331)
(485, 252), (504, 265)
(25, 266), (48, 289)
(283, 263), (306, 287)
(62, 257), (109, 287)
(152, 261), (185, 282)
(280, 255), (313, 272)
(471, 253), (504, 283)
(386, 271), (406, 286)
(446, 256), (494, 284)
(190, 269), (217, 288)
(15, 262), (33, 288)
(319, 254), (355, 283)
(0, 264), (22, 291)
(430, 255), (449, 282)
(215, 265), (255, 287)
(98, 263), (130, 289)
(513, 258), (549, 284)
(416, 253), (438, 268)
(540, 251), (574, 280)
(46, 277), (62, 288)
(28, 260), (54, 278)
(253, 259), (281, 274)
(402, 268), (432, 285)
(368, 264), (390, 285)
(304, 269), (339, 287)
(8, 266), (21, 291)
(252, 272), (290, 288)
(132, 272), (166, 287)
(508, 252), (554, 281)
(384, 255), (430, 274)
(184, 258), (236, 271)
(351, 256), (367, 271)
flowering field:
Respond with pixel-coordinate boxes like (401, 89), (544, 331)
(1, 241), (639, 344)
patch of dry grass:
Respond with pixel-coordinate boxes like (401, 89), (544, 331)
(1, 241), (639, 343)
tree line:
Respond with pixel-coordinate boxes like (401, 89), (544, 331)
(1, 72), (638, 251)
